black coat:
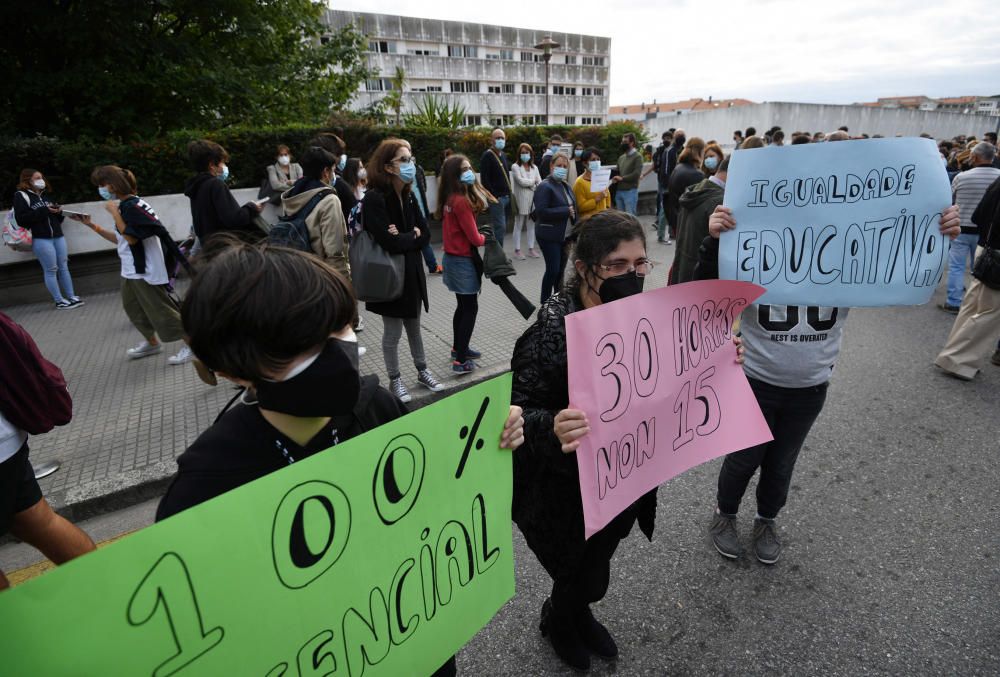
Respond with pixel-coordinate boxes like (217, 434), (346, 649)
(12, 189), (64, 239)
(666, 161), (705, 230)
(183, 173), (258, 242)
(362, 187), (430, 319)
(972, 176), (1000, 248)
(510, 292), (656, 579)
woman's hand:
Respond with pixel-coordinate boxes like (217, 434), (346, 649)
(554, 408), (589, 453)
(413, 227), (421, 238)
(500, 406), (524, 450)
(48, 205), (62, 215)
(76, 214), (95, 228)
(388, 224), (399, 236)
(938, 205), (960, 239)
(708, 205), (736, 239)
(103, 200), (119, 215)
(733, 335), (745, 365)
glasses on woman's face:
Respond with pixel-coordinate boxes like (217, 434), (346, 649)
(393, 155), (413, 164)
(597, 257), (654, 278)
(460, 164), (473, 172)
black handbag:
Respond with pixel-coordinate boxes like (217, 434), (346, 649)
(971, 220), (1000, 290)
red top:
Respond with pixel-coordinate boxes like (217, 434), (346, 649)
(442, 194), (486, 256)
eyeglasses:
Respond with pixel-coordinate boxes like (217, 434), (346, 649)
(597, 258), (655, 277)
(393, 156), (413, 164)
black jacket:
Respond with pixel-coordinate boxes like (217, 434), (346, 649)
(671, 178), (725, 284)
(666, 161), (706, 231)
(12, 190), (64, 239)
(156, 375), (405, 520)
(332, 176), (357, 223)
(972, 176), (1000, 249)
(510, 292), (656, 579)
(119, 197), (188, 277)
(479, 149), (511, 198)
(183, 173), (258, 242)
(362, 187), (430, 319)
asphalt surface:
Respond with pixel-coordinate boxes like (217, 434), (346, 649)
(1, 218), (997, 675)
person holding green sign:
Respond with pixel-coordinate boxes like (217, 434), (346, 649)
(155, 237), (524, 675)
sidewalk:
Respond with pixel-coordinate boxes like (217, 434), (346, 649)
(5, 216), (669, 520)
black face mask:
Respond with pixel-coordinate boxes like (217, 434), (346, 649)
(620, 143), (631, 152)
(255, 338), (361, 417)
(675, 136), (686, 147)
(596, 270), (645, 304)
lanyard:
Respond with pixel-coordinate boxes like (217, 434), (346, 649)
(274, 427), (340, 466)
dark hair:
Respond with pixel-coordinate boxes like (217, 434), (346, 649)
(773, 130), (785, 143)
(838, 125), (849, 132)
(342, 157), (363, 187)
(662, 131), (673, 141)
(581, 146), (601, 163)
(17, 168), (47, 192)
(566, 210), (646, 299)
(434, 154), (486, 219)
(365, 138), (410, 196)
(791, 134), (811, 145)
(741, 136), (765, 150)
(718, 155), (731, 173)
(623, 132), (636, 146)
(300, 146), (337, 180)
(550, 134), (563, 143)
(734, 130), (743, 137)
(91, 165), (137, 196)
(308, 133), (346, 157)
(276, 144), (291, 158)
(678, 137), (706, 164)
(181, 235), (355, 383)
(745, 127), (756, 138)
(188, 139), (229, 172)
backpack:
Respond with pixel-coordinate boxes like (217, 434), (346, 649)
(346, 200), (364, 240)
(267, 189), (332, 252)
(3, 202), (33, 252)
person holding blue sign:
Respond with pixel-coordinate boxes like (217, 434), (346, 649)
(697, 201), (960, 564)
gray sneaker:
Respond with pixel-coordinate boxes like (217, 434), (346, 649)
(709, 511), (742, 559)
(389, 376), (412, 403)
(752, 518), (782, 564)
(416, 369), (444, 392)
(127, 340), (163, 360)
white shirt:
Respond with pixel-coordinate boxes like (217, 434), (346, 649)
(0, 410), (27, 464)
(117, 231), (168, 285)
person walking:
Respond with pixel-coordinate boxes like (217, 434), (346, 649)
(940, 142), (1000, 312)
(184, 140), (263, 247)
(264, 144), (303, 205)
(661, 130), (687, 242)
(511, 211), (658, 671)
(362, 139), (444, 403)
(644, 131), (673, 235)
(74, 166), (192, 365)
(480, 128), (513, 248)
(511, 143), (542, 260)
(12, 169), (83, 309)
(437, 155), (487, 374)
(280, 147), (349, 279)
(611, 133), (643, 215)
(532, 154), (578, 304)
(665, 137), (707, 240)
(573, 148), (612, 223)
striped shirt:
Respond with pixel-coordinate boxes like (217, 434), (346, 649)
(952, 166), (1000, 233)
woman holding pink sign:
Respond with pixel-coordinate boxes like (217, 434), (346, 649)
(510, 210), (657, 671)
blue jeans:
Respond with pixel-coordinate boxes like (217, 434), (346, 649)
(655, 183), (666, 226)
(946, 233), (978, 306)
(614, 188), (638, 215)
(488, 195), (510, 248)
(32, 236), (76, 303)
(538, 239), (567, 304)
(421, 242), (439, 271)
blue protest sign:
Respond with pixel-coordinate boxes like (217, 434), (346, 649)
(719, 138), (952, 307)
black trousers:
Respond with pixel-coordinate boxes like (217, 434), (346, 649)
(717, 377), (829, 519)
(452, 293), (478, 362)
(550, 508), (635, 615)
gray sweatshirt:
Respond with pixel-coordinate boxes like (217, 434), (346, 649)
(741, 304), (850, 388)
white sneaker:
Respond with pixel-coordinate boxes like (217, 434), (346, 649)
(355, 315), (365, 332)
(127, 341), (163, 360)
(358, 345), (367, 357)
(168, 345), (194, 365)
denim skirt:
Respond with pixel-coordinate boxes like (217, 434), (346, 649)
(442, 253), (481, 295)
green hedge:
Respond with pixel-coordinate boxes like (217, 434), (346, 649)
(0, 121), (646, 205)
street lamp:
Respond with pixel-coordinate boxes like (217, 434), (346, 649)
(534, 35), (560, 125)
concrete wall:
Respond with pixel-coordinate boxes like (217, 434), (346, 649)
(643, 102), (1000, 152)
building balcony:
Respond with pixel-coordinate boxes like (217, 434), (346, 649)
(363, 53), (609, 86)
(353, 91), (610, 117)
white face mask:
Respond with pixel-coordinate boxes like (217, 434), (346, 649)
(358, 169), (367, 180)
(277, 155), (290, 166)
(32, 179), (45, 190)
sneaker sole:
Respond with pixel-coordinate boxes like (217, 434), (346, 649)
(418, 382), (444, 392)
(128, 350), (163, 360)
(712, 541), (741, 559)
(755, 551), (780, 565)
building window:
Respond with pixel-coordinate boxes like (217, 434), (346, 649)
(464, 115), (482, 127)
(523, 84), (544, 94)
(582, 87), (592, 96)
(521, 51), (533, 61)
(368, 40), (395, 54)
(448, 45), (477, 57)
(564, 116), (576, 125)
(365, 79), (393, 92)
(565, 55), (577, 65)
(582, 56), (606, 66)
(486, 53), (500, 60)
(593, 87), (604, 96)
(502, 83), (515, 94)
(581, 117), (601, 125)
(408, 49), (434, 56)
(426, 85), (442, 92)
(488, 85), (501, 94)
(522, 114), (545, 125)
(552, 86), (576, 95)
(450, 81), (480, 93)
(500, 49), (514, 60)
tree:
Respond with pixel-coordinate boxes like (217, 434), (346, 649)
(381, 66), (407, 126)
(404, 95), (467, 128)
(0, 0), (370, 140)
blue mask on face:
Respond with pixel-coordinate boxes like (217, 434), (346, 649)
(520, 153), (531, 164)
(574, 149), (583, 158)
(552, 167), (568, 181)
(588, 160), (601, 173)
(460, 169), (476, 185)
(495, 139), (506, 150)
(98, 186), (114, 201)
(338, 154), (347, 171)
(397, 161), (416, 184)
(219, 164), (229, 182)
(704, 156), (719, 170)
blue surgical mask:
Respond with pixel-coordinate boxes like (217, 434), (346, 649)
(588, 160), (601, 173)
(397, 161), (416, 184)
(704, 156), (719, 170)
(219, 164), (229, 182)
(574, 149), (583, 158)
(460, 169), (476, 185)
(520, 153), (531, 164)
(338, 154), (347, 171)
(495, 138), (506, 150)
(98, 186), (114, 201)
(551, 144), (560, 152)
(552, 167), (568, 181)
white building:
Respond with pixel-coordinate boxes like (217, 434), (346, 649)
(323, 10), (610, 127)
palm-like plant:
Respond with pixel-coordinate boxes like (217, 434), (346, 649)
(404, 94), (467, 128)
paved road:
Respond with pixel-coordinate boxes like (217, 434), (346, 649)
(2, 217), (998, 674)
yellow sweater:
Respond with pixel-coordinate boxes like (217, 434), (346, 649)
(573, 176), (611, 221)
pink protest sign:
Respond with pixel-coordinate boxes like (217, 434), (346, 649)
(566, 280), (773, 539)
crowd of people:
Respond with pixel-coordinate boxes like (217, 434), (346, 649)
(2, 120), (998, 674)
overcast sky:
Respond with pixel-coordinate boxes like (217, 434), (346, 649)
(331, 0), (1000, 106)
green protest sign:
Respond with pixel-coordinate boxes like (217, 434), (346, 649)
(0, 375), (514, 676)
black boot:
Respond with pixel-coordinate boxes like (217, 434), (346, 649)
(574, 605), (618, 659)
(539, 598), (591, 672)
